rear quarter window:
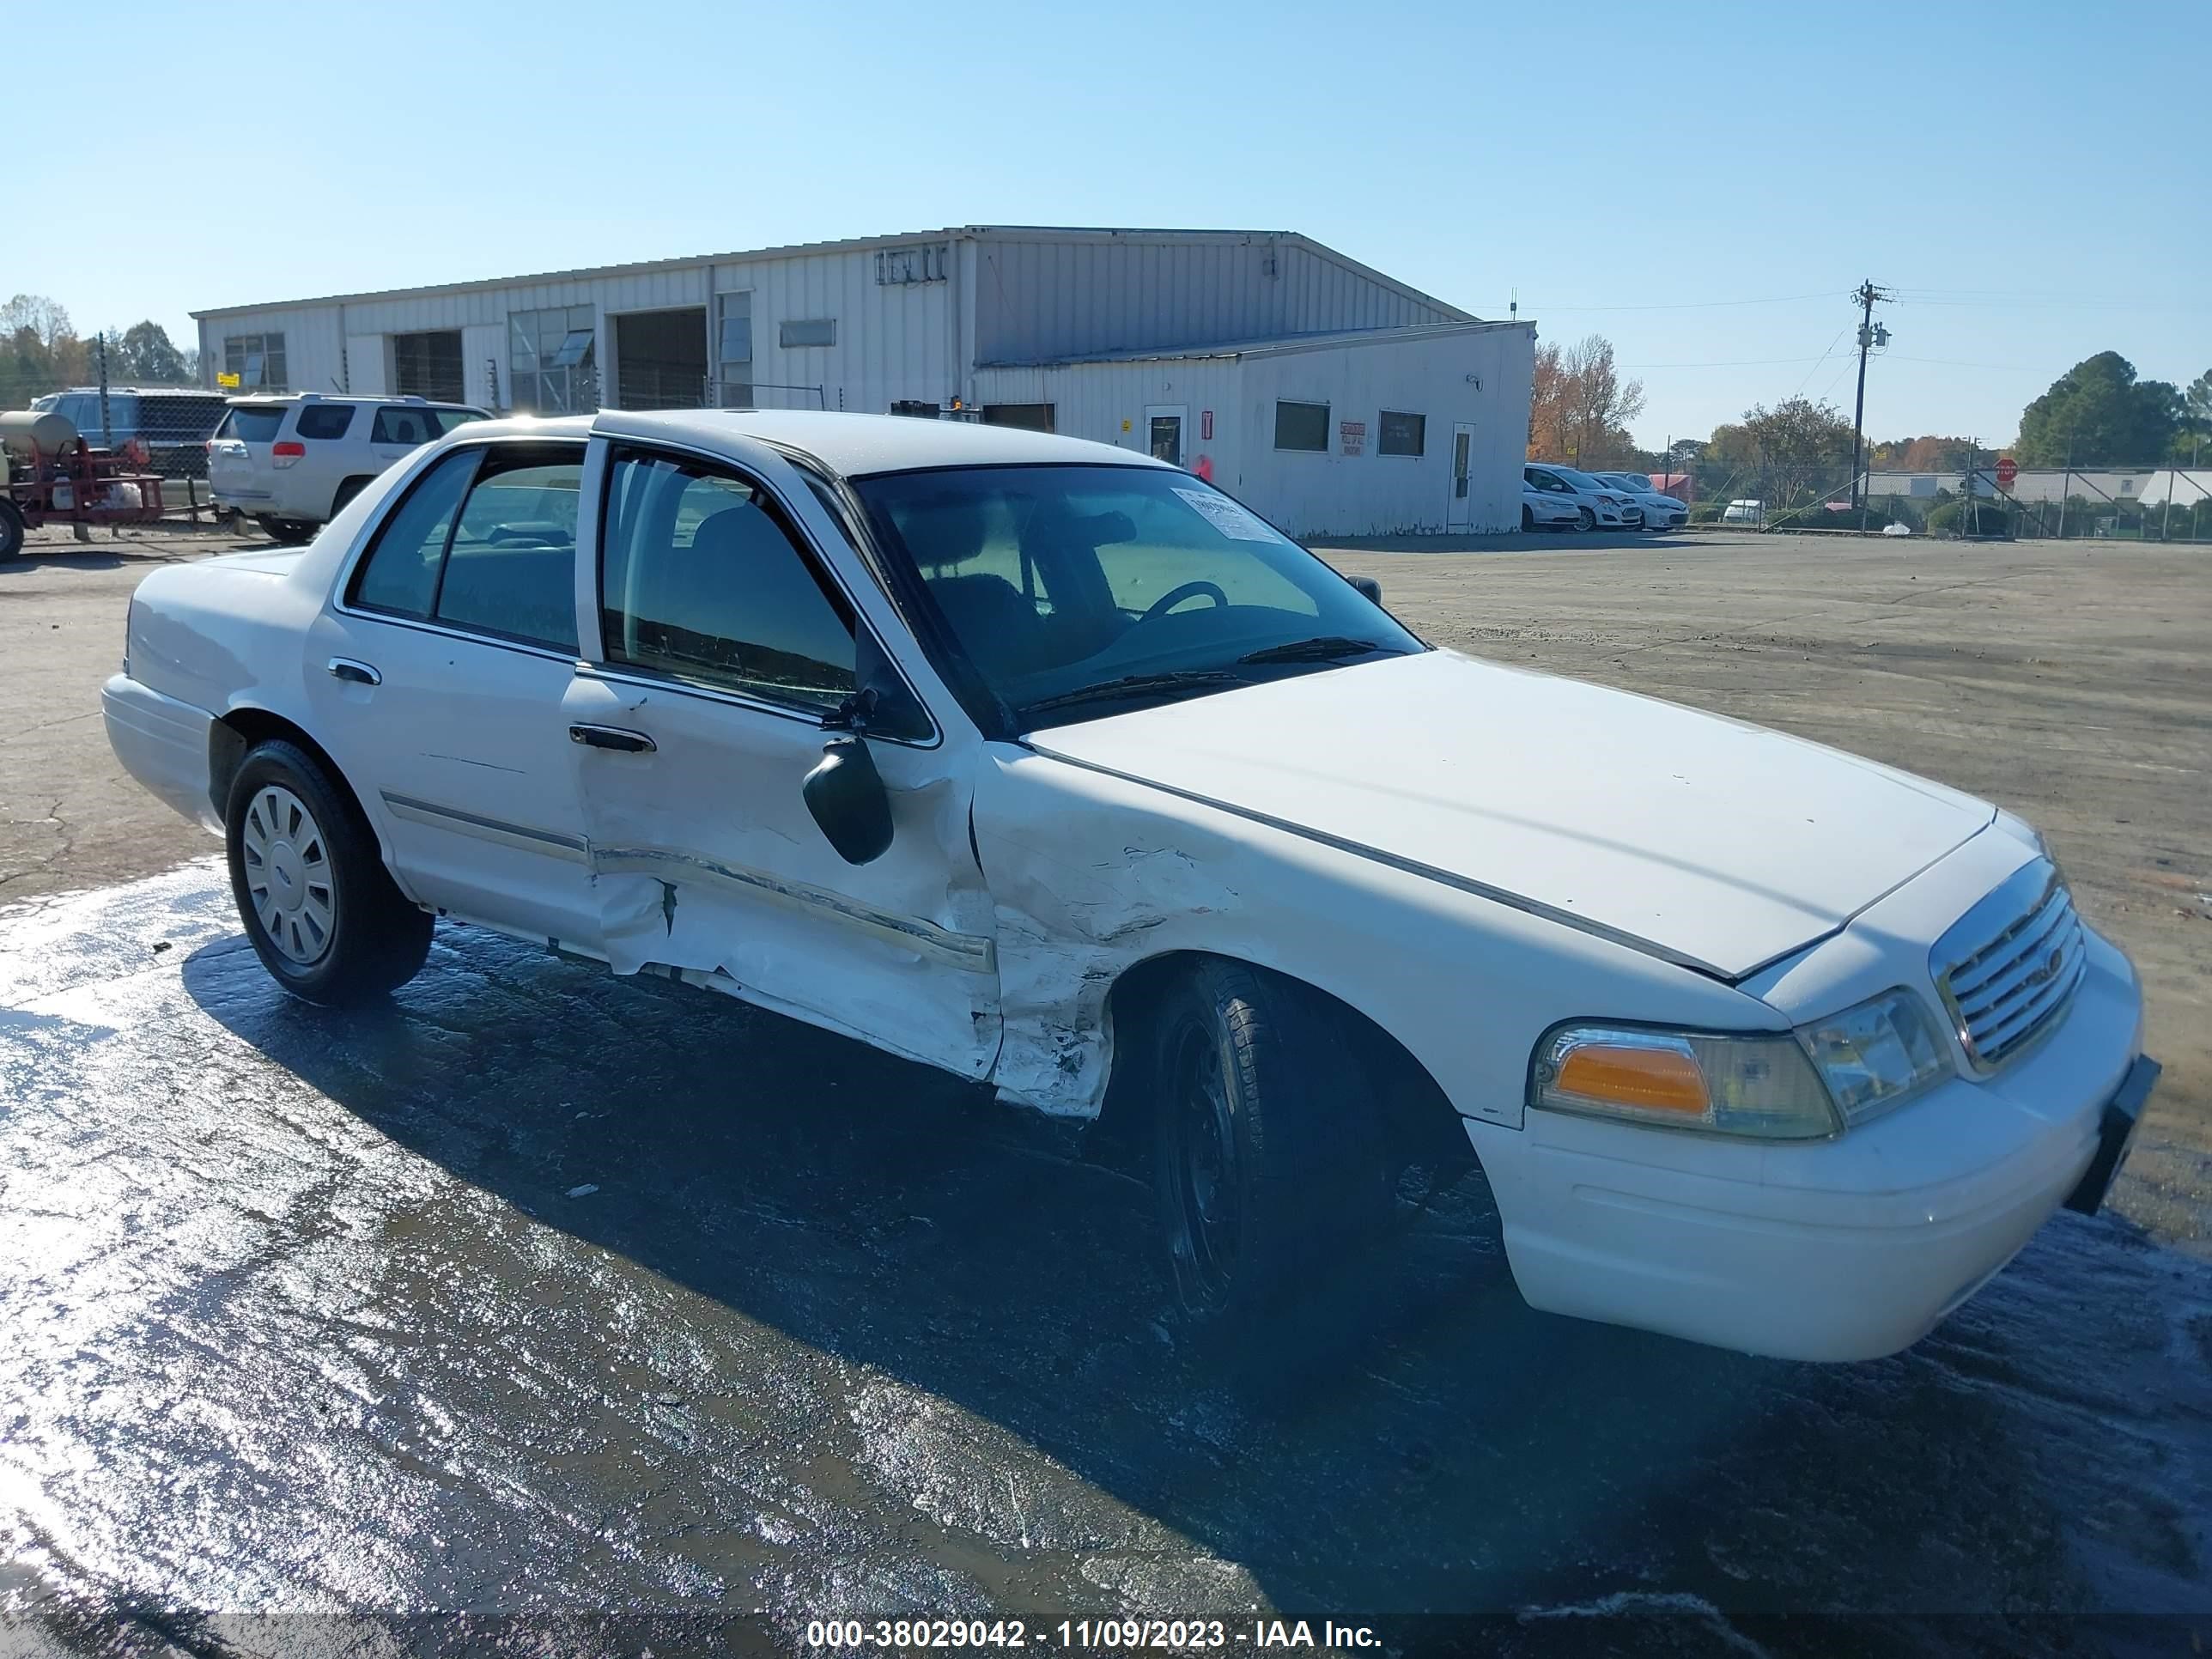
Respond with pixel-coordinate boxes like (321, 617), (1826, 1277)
(295, 404), (356, 441)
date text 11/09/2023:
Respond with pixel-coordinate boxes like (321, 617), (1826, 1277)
(804, 1619), (1382, 1650)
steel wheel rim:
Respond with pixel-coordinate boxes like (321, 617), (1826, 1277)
(240, 784), (335, 966)
(1167, 1021), (1241, 1303)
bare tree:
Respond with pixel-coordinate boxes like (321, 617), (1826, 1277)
(1559, 336), (1646, 467)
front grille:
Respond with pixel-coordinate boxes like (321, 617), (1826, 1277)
(1934, 867), (2086, 1073)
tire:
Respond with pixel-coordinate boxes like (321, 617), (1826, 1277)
(329, 477), (371, 519)
(1521, 505), (1534, 531)
(1576, 506), (1596, 532)
(1150, 959), (1389, 1326)
(0, 499), (24, 561)
(225, 739), (433, 1005)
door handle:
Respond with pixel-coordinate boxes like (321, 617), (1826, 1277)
(327, 657), (381, 686)
(568, 723), (657, 754)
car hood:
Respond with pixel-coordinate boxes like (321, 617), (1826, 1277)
(1024, 649), (1994, 978)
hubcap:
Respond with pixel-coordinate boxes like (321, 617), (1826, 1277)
(240, 785), (335, 965)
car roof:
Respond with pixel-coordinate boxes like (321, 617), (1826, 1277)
(223, 393), (479, 410)
(587, 409), (1169, 478)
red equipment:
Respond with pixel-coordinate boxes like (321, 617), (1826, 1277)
(0, 412), (167, 558)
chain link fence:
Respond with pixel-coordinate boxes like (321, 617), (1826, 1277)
(1668, 460), (2212, 541)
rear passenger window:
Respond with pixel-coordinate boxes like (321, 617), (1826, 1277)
(295, 404), (356, 441)
(372, 407), (437, 446)
(434, 453), (582, 652)
(350, 449), (477, 617)
(349, 444), (582, 651)
(599, 447), (855, 710)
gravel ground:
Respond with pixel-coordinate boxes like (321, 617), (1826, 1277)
(2, 523), (2207, 1655)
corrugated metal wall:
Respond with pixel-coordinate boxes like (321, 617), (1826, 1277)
(709, 247), (954, 413)
(968, 234), (1458, 366)
(973, 324), (1535, 539)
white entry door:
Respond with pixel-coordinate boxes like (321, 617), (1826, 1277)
(1143, 404), (1188, 468)
(1447, 422), (1477, 531)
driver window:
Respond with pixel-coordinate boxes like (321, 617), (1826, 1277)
(599, 448), (858, 712)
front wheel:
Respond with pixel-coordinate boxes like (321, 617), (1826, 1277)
(225, 739), (432, 1004)
(1151, 960), (1387, 1324)
(1521, 505), (1535, 531)
(1576, 506), (1596, 532)
(0, 499), (24, 560)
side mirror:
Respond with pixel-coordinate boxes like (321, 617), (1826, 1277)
(1346, 574), (1383, 604)
(803, 735), (893, 865)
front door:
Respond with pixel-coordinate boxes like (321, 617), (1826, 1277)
(1447, 422), (1476, 531)
(562, 431), (1001, 1080)
(1144, 404), (1188, 467)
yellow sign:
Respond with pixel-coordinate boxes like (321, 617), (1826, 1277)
(216, 371), (240, 388)
(1121, 418), (1132, 433)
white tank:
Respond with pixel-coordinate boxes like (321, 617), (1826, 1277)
(1, 409), (80, 456)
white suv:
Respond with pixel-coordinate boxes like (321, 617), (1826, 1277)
(208, 394), (487, 542)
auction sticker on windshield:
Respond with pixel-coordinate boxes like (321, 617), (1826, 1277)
(1173, 486), (1276, 541)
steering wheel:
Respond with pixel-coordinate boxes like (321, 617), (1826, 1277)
(1139, 580), (1229, 623)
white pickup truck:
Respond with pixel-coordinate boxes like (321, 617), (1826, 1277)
(102, 410), (2155, 1361)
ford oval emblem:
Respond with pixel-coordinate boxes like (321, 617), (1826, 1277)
(2026, 947), (2063, 988)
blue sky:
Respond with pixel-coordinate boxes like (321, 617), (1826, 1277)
(20, 0), (2209, 447)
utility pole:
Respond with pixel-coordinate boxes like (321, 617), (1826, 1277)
(1848, 281), (1891, 531)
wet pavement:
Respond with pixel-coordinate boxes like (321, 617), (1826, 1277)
(3, 863), (2209, 1656)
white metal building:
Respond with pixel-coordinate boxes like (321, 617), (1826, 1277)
(191, 226), (1534, 537)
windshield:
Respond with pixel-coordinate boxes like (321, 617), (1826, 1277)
(1616, 473), (1655, 491)
(852, 464), (1421, 730)
(1553, 468), (1606, 490)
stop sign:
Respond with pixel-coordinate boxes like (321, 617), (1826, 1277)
(1996, 457), (2019, 487)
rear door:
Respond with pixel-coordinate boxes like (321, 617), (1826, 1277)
(371, 404), (440, 469)
(206, 402), (288, 508)
(306, 437), (599, 946)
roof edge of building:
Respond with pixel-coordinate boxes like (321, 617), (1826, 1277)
(191, 225), (1476, 325)
(977, 318), (1528, 370)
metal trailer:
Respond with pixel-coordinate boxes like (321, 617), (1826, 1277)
(0, 410), (167, 559)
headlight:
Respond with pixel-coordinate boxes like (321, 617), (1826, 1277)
(1531, 988), (1953, 1140)
(1532, 1024), (1838, 1139)
(1796, 987), (1950, 1125)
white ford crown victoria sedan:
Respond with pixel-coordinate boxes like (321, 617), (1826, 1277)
(103, 410), (2157, 1361)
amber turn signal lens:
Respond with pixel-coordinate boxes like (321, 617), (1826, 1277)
(1553, 1043), (1710, 1114)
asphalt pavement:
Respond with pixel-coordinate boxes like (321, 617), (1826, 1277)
(3, 524), (2209, 1655)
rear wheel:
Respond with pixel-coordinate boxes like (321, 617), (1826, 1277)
(0, 499), (24, 560)
(1521, 505), (1534, 531)
(254, 515), (317, 544)
(1151, 960), (1388, 1325)
(329, 477), (372, 519)
(225, 739), (432, 1005)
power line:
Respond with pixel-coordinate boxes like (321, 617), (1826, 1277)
(1516, 289), (1846, 313)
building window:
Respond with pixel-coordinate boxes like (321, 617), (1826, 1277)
(1273, 399), (1329, 453)
(509, 305), (597, 414)
(223, 332), (288, 391)
(1378, 410), (1426, 457)
(715, 292), (752, 407)
(779, 318), (836, 349)
(981, 404), (1054, 433)
(393, 330), (465, 404)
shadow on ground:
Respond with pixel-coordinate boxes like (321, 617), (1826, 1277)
(159, 919), (2166, 1651)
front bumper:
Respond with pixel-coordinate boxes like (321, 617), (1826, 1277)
(102, 674), (222, 834)
(1473, 930), (2148, 1361)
